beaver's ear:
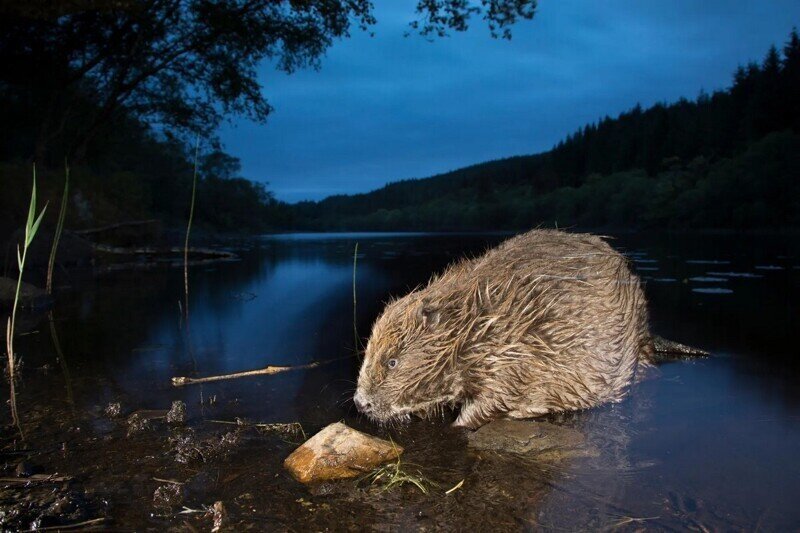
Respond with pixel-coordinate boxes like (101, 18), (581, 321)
(418, 298), (441, 329)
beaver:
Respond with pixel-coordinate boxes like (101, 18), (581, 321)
(354, 229), (703, 429)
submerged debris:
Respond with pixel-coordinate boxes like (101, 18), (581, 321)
(169, 429), (243, 464)
(104, 402), (123, 418)
(284, 422), (402, 484)
(126, 413), (152, 436)
(166, 400), (187, 425)
(153, 483), (185, 510)
(209, 418), (305, 439)
(0, 486), (94, 531)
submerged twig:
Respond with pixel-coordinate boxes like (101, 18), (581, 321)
(207, 419), (306, 440)
(444, 479), (465, 495)
(171, 354), (354, 387)
(0, 474), (71, 484)
(602, 515), (660, 531)
(153, 477), (184, 485)
(33, 517), (106, 530)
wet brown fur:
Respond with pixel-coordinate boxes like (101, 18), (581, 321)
(355, 229), (654, 429)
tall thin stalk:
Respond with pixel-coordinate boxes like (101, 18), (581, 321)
(6, 167), (48, 432)
(46, 162), (70, 294)
(48, 311), (74, 410)
(353, 242), (359, 352)
(183, 139), (200, 325)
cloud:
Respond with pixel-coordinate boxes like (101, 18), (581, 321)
(219, 0), (800, 202)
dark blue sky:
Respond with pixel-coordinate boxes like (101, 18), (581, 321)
(219, 1), (800, 203)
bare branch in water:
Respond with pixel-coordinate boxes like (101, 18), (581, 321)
(34, 517), (106, 531)
(0, 474), (72, 484)
(171, 354), (354, 387)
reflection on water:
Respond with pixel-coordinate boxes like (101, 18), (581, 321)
(2, 232), (799, 529)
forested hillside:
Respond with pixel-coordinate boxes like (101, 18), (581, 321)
(294, 30), (800, 231)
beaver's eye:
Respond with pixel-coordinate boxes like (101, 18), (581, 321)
(387, 359), (398, 369)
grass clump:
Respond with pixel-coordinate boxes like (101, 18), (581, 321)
(363, 457), (436, 494)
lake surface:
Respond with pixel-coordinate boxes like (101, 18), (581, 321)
(2, 232), (800, 530)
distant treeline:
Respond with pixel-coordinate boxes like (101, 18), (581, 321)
(3, 29), (798, 238)
(294, 30), (800, 232)
(0, 114), (292, 238)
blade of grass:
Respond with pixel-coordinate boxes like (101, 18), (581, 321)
(183, 138), (200, 326)
(46, 162), (70, 294)
(6, 166), (48, 436)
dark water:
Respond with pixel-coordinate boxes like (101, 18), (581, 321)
(2, 232), (800, 530)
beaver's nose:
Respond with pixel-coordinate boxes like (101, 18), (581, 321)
(353, 391), (372, 413)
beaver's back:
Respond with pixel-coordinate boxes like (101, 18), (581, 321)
(433, 230), (652, 426)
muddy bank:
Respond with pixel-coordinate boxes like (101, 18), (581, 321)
(1, 394), (592, 531)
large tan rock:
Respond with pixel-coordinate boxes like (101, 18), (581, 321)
(284, 422), (402, 484)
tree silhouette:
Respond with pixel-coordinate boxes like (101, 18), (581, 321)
(0, 0), (537, 163)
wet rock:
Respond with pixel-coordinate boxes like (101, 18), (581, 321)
(169, 429), (242, 464)
(166, 400), (187, 425)
(47, 495), (78, 516)
(169, 432), (201, 464)
(15, 461), (36, 477)
(126, 413), (151, 436)
(284, 422), (402, 484)
(467, 419), (597, 460)
(18, 489), (90, 530)
(152, 483), (185, 510)
(104, 402), (122, 418)
(210, 501), (227, 532)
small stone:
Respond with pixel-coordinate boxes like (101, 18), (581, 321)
(104, 402), (122, 418)
(210, 501), (226, 532)
(283, 422), (402, 484)
(166, 401), (187, 424)
(467, 419), (596, 459)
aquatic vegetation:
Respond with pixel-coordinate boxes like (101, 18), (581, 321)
(5, 168), (48, 431)
(353, 241), (360, 351)
(183, 139), (200, 324)
(363, 455), (436, 494)
(46, 163), (69, 294)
